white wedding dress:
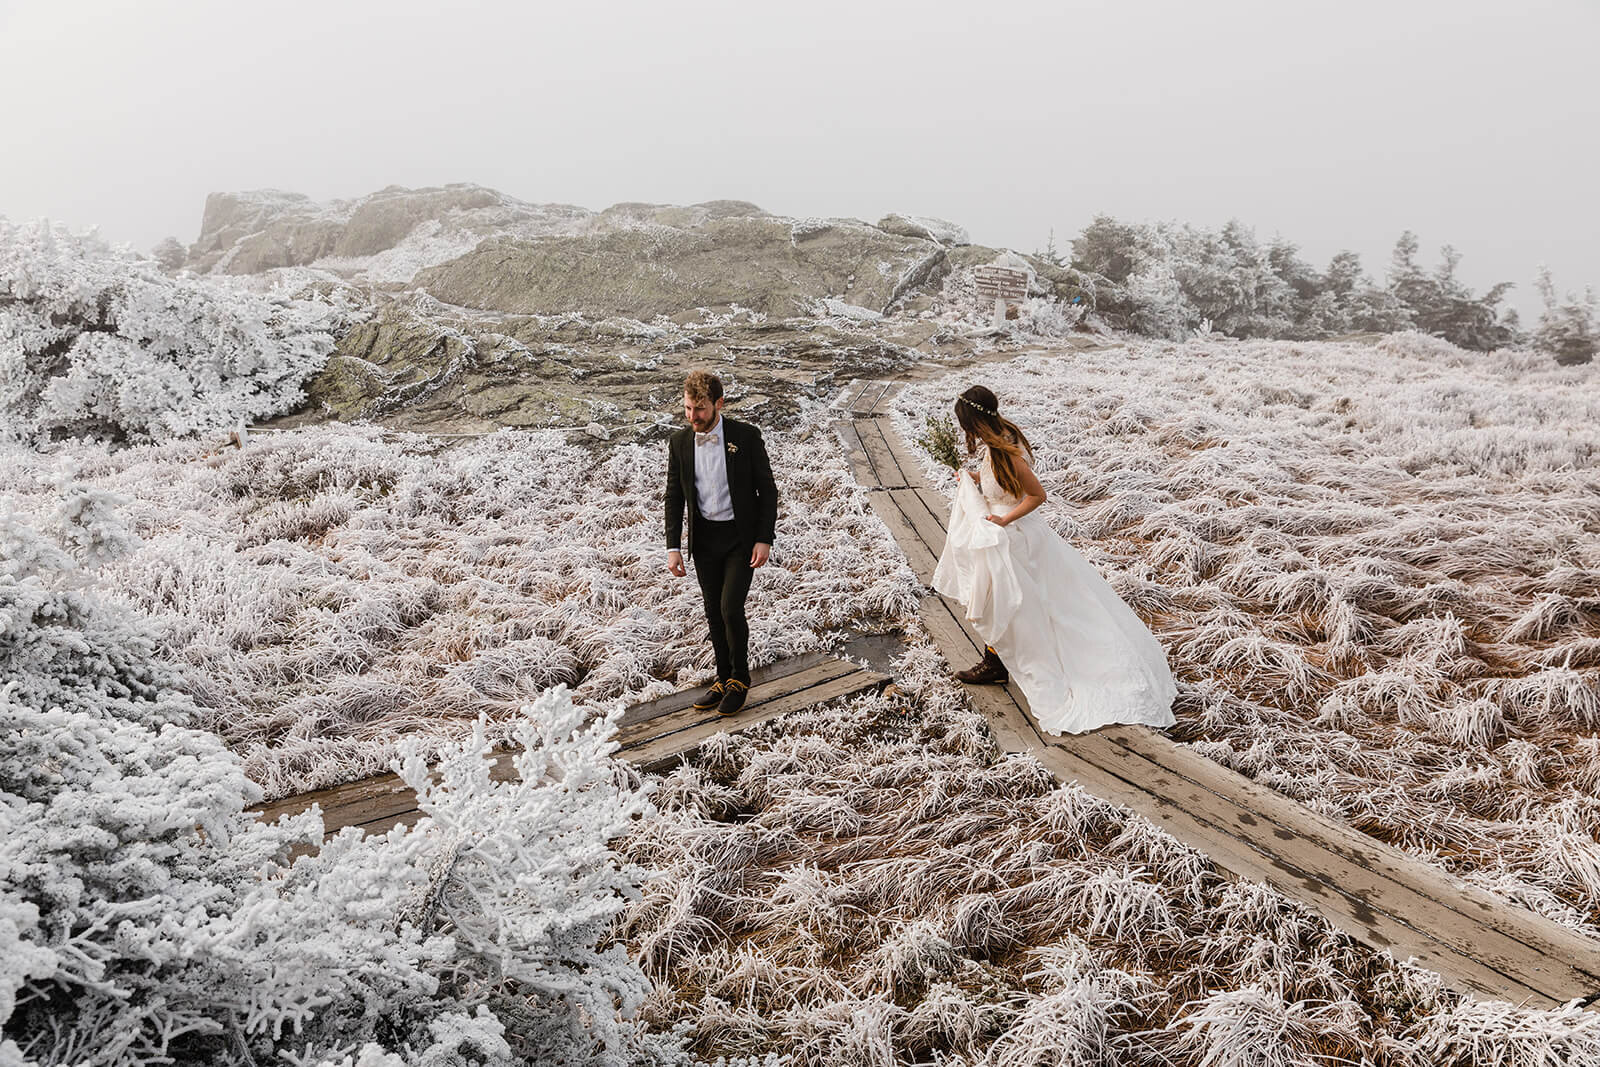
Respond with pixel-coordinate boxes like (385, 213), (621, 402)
(932, 447), (1177, 735)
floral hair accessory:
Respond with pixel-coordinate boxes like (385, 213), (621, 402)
(959, 395), (997, 417)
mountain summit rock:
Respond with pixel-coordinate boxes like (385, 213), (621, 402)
(181, 184), (977, 319)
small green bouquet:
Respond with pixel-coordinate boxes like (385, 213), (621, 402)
(915, 413), (961, 472)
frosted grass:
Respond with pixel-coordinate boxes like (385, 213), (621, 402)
(3, 410), (922, 799)
(622, 659), (1600, 1065)
(896, 331), (1600, 936)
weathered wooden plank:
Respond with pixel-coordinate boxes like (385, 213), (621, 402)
(272, 661), (881, 838)
(865, 491), (939, 584)
(351, 807), (423, 836)
(865, 381), (903, 416)
(622, 667), (888, 771)
(910, 486), (953, 536)
(889, 488), (947, 558)
(837, 379), (872, 411)
(255, 768), (416, 832)
(875, 416), (933, 489)
(918, 592), (980, 663)
(1098, 725), (1600, 988)
(611, 658), (859, 752)
(915, 592), (1041, 754)
(256, 656), (860, 836)
(263, 667), (848, 834)
(833, 421), (878, 488)
(317, 781), (417, 835)
(1066, 731), (1595, 1004)
(858, 418), (913, 488)
(962, 679), (1048, 756)
(1033, 740), (1560, 1007)
(853, 381), (892, 416)
(619, 651), (829, 729)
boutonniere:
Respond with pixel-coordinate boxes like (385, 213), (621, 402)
(726, 443), (739, 454)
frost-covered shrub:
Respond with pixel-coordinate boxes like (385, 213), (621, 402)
(0, 507), (662, 1066)
(1012, 294), (1085, 338)
(0, 218), (352, 445)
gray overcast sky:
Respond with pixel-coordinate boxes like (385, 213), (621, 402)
(2, 0), (1595, 321)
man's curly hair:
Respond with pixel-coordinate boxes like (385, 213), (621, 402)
(683, 370), (724, 404)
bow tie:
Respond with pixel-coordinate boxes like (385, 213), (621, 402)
(695, 432), (718, 448)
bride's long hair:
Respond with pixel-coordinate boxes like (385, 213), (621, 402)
(954, 385), (1033, 499)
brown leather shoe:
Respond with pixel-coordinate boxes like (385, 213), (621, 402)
(717, 679), (750, 717)
(954, 648), (1008, 685)
(692, 681), (726, 712)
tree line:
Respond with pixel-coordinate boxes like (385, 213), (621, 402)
(1039, 216), (1596, 363)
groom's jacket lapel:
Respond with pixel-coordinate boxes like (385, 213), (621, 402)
(721, 418), (741, 487)
(681, 428), (698, 512)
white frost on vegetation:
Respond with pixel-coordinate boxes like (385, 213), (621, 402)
(0, 508), (672, 1067)
(1, 414), (922, 798)
(620, 654), (1600, 1063)
(0, 218), (353, 444)
(894, 332), (1600, 935)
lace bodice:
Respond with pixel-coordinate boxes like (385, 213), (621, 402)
(977, 446), (1021, 509)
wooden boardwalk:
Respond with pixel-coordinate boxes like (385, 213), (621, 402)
(833, 378), (1600, 1008)
(255, 652), (888, 838)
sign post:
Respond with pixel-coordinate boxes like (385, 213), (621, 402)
(972, 266), (1029, 330)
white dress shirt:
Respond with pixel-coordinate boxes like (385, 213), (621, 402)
(693, 415), (736, 522)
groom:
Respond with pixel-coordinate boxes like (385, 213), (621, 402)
(665, 371), (778, 716)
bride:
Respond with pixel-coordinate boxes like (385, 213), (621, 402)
(932, 385), (1177, 735)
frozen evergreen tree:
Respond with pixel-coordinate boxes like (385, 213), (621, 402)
(1314, 250), (1412, 335)
(1384, 232), (1521, 351)
(1170, 222), (1307, 339)
(1071, 214), (1148, 286)
(151, 236), (187, 272)
(1387, 230), (1433, 317)
(1066, 215), (1538, 351)
(0, 218), (354, 446)
(1534, 266), (1598, 365)
(1034, 228), (1066, 268)
(1071, 216), (1190, 339)
(0, 505), (660, 1066)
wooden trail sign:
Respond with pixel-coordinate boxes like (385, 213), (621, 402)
(972, 265), (1029, 328)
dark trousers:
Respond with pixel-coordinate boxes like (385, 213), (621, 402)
(692, 517), (754, 684)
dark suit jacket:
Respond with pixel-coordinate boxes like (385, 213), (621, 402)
(665, 416), (779, 556)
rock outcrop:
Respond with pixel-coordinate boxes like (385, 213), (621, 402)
(877, 213), (971, 247)
(186, 183), (1092, 437)
(186, 184), (591, 277)
(414, 216), (946, 319)
(182, 186), (979, 319)
(273, 296), (983, 439)
(189, 190), (342, 274)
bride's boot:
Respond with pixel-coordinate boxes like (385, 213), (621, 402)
(954, 646), (1008, 685)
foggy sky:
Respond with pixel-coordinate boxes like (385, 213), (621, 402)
(2, 0), (1595, 322)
